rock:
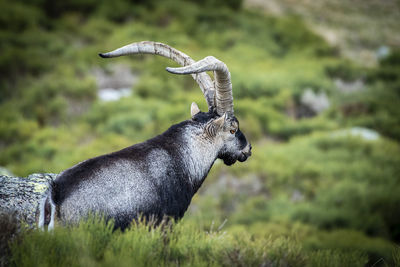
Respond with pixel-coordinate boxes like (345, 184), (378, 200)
(300, 88), (330, 114)
(330, 127), (380, 141)
(334, 78), (364, 94)
(91, 63), (139, 102)
(376, 45), (390, 60)
(0, 173), (57, 227)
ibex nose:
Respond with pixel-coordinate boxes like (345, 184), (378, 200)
(238, 143), (252, 162)
(248, 144), (252, 156)
(244, 143), (252, 157)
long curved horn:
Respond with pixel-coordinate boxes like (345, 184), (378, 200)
(99, 41), (215, 110)
(166, 56), (233, 116)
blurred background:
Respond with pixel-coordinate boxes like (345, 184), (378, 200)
(1, 0), (399, 265)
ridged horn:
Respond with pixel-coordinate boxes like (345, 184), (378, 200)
(99, 41), (215, 111)
(166, 56), (233, 116)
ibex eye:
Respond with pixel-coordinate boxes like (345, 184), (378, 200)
(230, 129), (236, 134)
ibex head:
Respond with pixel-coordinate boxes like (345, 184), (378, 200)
(99, 41), (251, 166)
(189, 102), (251, 165)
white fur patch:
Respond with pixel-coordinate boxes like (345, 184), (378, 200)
(48, 197), (56, 231)
(38, 196), (47, 230)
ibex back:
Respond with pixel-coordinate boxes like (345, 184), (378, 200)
(39, 41), (252, 230)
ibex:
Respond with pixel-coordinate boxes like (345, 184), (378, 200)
(39, 41), (252, 230)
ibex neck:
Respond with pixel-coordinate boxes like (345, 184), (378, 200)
(179, 125), (220, 190)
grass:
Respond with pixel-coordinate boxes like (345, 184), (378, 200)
(8, 216), (376, 267)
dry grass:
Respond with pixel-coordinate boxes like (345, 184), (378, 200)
(245, 0), (400, 65)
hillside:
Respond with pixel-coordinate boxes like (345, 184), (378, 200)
(245, 0), (400, 65)
(1, 0), (400, 266)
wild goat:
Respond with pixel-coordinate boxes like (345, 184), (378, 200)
(39, 41), (252, 230)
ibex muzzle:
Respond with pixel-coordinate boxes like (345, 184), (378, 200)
(40, 41), (251, 230)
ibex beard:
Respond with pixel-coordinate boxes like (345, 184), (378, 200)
(38, 41), (252, 230)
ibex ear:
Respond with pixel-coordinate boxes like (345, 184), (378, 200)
(191, 102), (201, 118)
(213, 113), (227, 129)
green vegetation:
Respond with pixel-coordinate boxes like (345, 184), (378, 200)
(10, 217), (372, 267)
(1, 0), (399, 266)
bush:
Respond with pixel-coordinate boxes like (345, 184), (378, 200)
(8, 217), (376, 267)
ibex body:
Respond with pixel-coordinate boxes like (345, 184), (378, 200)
(40, 41), (251, 230)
